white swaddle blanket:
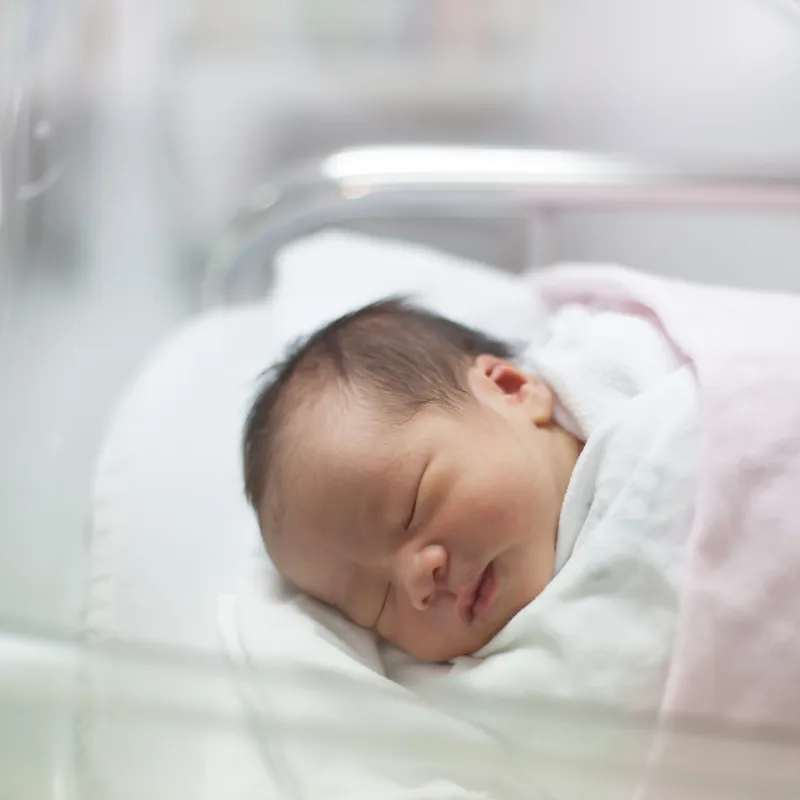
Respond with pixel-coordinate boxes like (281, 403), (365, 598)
(216, 306), (698, 800)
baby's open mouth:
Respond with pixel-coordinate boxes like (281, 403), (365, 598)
(457, 562), (496, 625)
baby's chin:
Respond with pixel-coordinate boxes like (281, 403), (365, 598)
(447, 591), (543, 661)
(387, 617), (510, 664)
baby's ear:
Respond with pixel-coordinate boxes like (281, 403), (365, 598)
(471, 354), (553, 424)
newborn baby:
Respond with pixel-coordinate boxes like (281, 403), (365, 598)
(243, 298), (583, 662)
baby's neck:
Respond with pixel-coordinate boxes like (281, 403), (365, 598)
(546, 423), (584, 500)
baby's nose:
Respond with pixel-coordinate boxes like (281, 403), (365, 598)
(402, 544), (448, 611)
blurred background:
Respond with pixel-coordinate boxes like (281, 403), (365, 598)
(1, 0), (800, 632)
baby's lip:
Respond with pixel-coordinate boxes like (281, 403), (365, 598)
(455, 563), (494, 625)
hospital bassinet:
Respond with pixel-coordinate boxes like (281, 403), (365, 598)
(3, 146), (800, 799)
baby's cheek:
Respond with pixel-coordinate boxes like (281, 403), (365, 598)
(377, 593), (416, 644)
(464, 476), (526, 538)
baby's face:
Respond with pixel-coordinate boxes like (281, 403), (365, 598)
(266, 357), (579, 662)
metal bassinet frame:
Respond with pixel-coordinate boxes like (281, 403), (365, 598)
(203, 145), (800, 303)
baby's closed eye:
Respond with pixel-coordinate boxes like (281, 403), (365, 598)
(372, 583), (393, 631)
(405, 464), (428, 531)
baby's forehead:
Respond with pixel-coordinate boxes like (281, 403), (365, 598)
(284, 381), (400, 458)
(277, 389), (401, 506)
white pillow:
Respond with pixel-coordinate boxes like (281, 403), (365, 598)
(270, 230), (545, 347)
(87, 230), (543, 652)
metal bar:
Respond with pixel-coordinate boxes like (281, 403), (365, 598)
(204, 146), (800, 304)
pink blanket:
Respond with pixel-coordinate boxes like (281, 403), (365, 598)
(530, 265), (800, 736)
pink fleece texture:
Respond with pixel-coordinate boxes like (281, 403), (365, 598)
(531, 265), (800, 733)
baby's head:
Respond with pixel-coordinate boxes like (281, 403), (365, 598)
(243, 299), (580, 662)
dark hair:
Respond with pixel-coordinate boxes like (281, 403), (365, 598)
(242, 297), (514, 521)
